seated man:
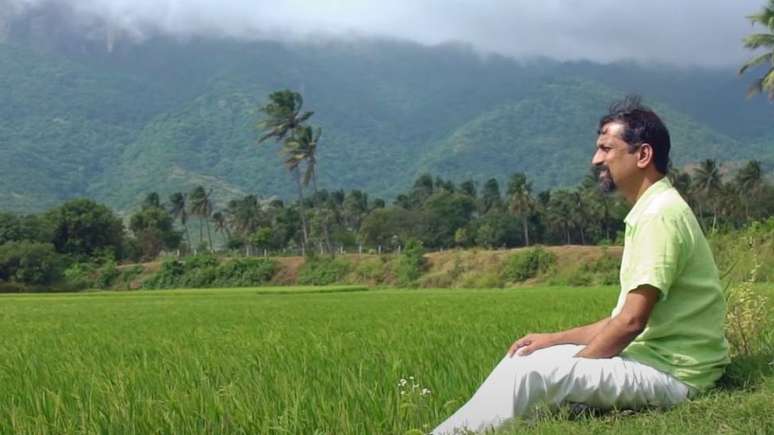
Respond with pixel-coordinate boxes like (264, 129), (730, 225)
(432, 96), (730, 434)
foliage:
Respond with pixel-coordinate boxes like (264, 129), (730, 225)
(0, 212), (53, 244)
(2, 33), (774, 213)
(579, 248), (620, 286)
(0, 241), (62, 285)
(351, 256), (392, 286)
(297, 256), (352, 286)
(396, 239), (426, 287)
(503, 247), (557, 282)
(725, 263), (772, 359)
(45, 198), (125, 260)
(118, 265), (145, 290)
(739, 0), (774, 99)
(62, 262), (97, 290)
(214, 258), (278, 287)
(95, 260), (121, 290)
(129, 204), (183, 260)
(143, 254), (277, 289)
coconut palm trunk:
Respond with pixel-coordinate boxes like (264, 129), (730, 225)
(311, 170), (334, 256)
(292, 168), (309, 255)
(521, 216), (530, 247)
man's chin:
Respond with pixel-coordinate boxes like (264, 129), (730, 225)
(598, 178), (617, 194)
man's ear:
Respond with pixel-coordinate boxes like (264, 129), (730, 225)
(636, 143), (654, 169)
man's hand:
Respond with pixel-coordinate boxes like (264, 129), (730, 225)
(507, 333), (557, 357)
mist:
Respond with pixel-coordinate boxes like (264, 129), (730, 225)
(3, 0), (766, 68)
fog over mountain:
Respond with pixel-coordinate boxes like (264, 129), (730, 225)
(1, 0), (765, 67)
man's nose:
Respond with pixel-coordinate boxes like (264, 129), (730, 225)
(591, 149), (604, 166)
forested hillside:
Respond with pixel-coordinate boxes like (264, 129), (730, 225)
(1, 12), (772, 213)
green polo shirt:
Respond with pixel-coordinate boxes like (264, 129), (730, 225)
(612, 177), (730, 391)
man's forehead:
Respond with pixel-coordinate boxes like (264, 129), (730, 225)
(597, 122), (626, 145)
(599, 122), (625, 137)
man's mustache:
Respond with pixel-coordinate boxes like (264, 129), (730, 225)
(592, 165), (610, 177)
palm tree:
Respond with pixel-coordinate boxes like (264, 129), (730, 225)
(735, 160), (764, 219)
(189, 186), (214, 251)
(257, 90), (314, 255)
(168, 192), (191, 249)
(257, 90), (314, 144)
(692, 159), (723, 232)
(212, 211), (231, 242)
(506, 173), (535, 246)
(143, 192), (161, 209)
(284, 126), (333, 254)
(225, 195), (262, 237)
(739, 0), (774, 99)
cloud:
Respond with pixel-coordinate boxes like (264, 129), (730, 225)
(3, 0), (766, 67)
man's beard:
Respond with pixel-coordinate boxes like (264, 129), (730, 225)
(595, 165), (617, 193)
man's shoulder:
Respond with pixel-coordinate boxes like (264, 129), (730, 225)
(639, 187), (693, 223)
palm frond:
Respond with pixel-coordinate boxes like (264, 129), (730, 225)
(739, 52), (774, 75)
(742, 33), (774, 50)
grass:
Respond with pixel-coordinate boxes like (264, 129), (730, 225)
(0, 285), (771, 434)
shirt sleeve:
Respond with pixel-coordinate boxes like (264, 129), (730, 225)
(622, 215), (685, 300)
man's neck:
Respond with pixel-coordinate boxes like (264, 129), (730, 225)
(625, 173), (665, 205)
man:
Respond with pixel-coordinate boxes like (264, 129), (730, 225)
(432, 96), (729, 434)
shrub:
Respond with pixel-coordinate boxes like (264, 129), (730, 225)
(0, 241), (63, 285)
(143, 259), (185, 289)
(95, 260), (120, 289)
(459, 270), (504, 289)
(352, 257), (390, 285)
(144, 255), (278, 289)
(396, 239), (426, 287)
(214, 258), (277, 286)
(579, 248), (620, 286)
(118, 265), (144, 290)
(298, 256), (351, 286)
(503, 247), (556, 282)
(725, 263), (771, 358)
(63, 262), (97, 290)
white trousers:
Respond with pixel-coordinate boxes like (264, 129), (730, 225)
(432, 345), (691, 434)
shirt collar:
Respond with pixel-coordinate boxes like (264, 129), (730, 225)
(624, 176), (673, 226)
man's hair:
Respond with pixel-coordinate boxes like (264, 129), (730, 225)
(598, 95), (671, 174)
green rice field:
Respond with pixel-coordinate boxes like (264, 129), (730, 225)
(0, 286), (772, 434)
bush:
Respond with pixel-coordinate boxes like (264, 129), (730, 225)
(144, 255), (277, 289)
(298, 256), (351, 286)
(63, 262), (97, 290)
(0, 241), (63, 285)
(396, 239), (426, 287)
(503, 247), (556, 282)
(579, 248), (619, 286)
(352, 257), (390, 285)
(725, 263), (771, 358)
(214, 258), (277, 286)
(459, 270), (504, 289)
(118, 265), (144, 290)
(95, 260), (120, 289)
(143, 259), (185, 289)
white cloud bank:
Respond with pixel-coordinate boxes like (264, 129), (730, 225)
(4, 0), (767, 67)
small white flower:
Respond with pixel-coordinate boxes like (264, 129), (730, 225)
(421, 388), (431, 396)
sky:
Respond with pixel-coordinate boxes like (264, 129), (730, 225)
(5, 0), (768, 68)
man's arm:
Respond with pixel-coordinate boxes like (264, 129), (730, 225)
(507, 317), (611, 357)
(575, 285), (660, 358)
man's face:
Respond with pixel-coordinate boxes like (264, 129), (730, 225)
(591, 122), (639, 194)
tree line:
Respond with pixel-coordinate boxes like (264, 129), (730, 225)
(1, 89), (772, 289)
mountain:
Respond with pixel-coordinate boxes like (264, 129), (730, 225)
(1, 10), (772, 213)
